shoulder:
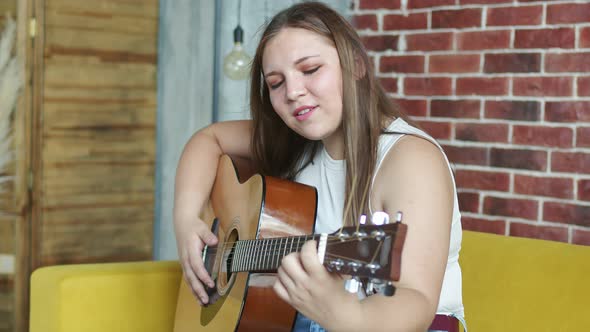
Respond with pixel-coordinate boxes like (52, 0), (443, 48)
(372, 134), (454, 212)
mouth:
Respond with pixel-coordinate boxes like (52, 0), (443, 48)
(293, 105), (317, 117)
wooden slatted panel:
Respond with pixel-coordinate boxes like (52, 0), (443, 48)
(37, 0), (158, 266)
(0, 2), (18, 331)
(0, 214), (15, 332)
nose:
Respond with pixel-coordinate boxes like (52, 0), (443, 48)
(286, 76), (307, 101)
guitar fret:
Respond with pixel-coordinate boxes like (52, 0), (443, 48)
(238, 241), (244, 272)
(262, 238), (268, 270)
(282, 237), (288, 260)
(274, 238), (280, 269)
(249, 240), (254, 271)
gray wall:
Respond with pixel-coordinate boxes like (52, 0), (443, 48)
(155, 0), (351, 260)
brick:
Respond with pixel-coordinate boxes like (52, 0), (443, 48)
(484, 196), (538, 220)
(404, 77), (452, 96)
(429, 54), (480, 73)
(487, 6), (542, 26)
(545, 102), (590, 123)
(509, 223), (569, 243)
(546, 53), (590, 72)
(379, 77), (398, 94)
(551, 152), (590, 174)
(457, 30), (510, 50)
(513, 77), (572, 97)
(461, 0), (512, 4)
(582, 27), (590, 48)
(392, 98), (427, 117)
(458, 192), (480, 213)
(547, 3), (590, 24)
(461, 217), (506, 235)
(578, 76), (590, 97)
(380, 56), (424, 73)
(456, 77), (508, 96)
(361, 35), (399, 52)
(484, 100), (540, 121)
(543, 202), (590, 227)
(455, 170), (510, 191)
(408, 0), (454, 9)
(359, 0), (401, 9)
(383, 13), (427, 31)
(415, 120), (451, 139)
(431, 99), (480, 119)
(353, 15), (378, 31)
(513, 125), (573, 148)
(484, 53), (540, 73)
(515, 28), (575, 49)
(432, 9), (482, 29)
(578, 179), (590, 201)
(514, 174), (573, 199)
(441, 145), (488, 166)
(455, 123), (508, 143)
(577, 127), (590, 148)
(406, 32), (453, 51)
(490, 148), (547, 171)
(572, 229), (590, 246)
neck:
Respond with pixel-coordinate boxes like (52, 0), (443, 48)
(227, 234), (320, 273)
(322, 127), (345, 160)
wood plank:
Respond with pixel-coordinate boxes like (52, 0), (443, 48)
(39, 205), (153, 265)
(34, 0), (159, 272)
(0, 217), (15, 253)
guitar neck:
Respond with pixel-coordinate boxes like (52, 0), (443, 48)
(230, 235), (321, 273)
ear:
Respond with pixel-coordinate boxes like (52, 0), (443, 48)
(353, 53), (367, 80)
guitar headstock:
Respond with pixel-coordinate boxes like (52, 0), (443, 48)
(323, 221), (407, 282)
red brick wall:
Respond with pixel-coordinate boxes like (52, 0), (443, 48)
(352, 0), (590, 245)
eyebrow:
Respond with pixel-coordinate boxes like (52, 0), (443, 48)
(264, 55), (320, 78)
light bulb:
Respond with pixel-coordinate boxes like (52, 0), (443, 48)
(223, 25), (251, 80)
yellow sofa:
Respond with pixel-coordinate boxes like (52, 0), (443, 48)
(30, 231), (590, 332)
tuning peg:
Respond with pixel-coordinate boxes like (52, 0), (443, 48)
(344, 277), (361, 294)
(383, 281), (396, 296)
(371, 211), (389, 225)
(395, 211), (403, 223)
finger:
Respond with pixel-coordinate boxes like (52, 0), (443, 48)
(182, 256), (209, 304)
(300, 240), (326, 276)
(277, 265), (296, 293)
(273, 278), (291, 304)
(187, 241), (215, 288)
(280, 253), (309, 287)
(196, 222), (218, 246)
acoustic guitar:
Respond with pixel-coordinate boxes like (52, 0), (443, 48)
(173, 155), (407, 332)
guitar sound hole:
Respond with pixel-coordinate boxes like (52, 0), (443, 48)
(216, 228), (239, 296)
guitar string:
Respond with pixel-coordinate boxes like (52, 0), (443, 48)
(203, 232), (398, 254)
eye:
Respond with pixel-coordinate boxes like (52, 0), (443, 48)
(269, 80), (283, 90)
(303, 66), (320, 75)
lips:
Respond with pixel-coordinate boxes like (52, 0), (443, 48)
(293, 105), (317, 116)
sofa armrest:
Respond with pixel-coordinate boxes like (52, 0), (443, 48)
(30, 260), (182, 332)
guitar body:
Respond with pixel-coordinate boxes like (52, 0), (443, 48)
(174, 155), (318, 332)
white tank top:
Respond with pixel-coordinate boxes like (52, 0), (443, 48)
(295, 117), (465, 319)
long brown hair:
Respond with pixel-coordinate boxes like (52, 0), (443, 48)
(250, 2), (409, 226)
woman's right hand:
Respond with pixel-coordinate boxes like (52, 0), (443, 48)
(173, 120), (253, 305)
(175, 217), (218, 305)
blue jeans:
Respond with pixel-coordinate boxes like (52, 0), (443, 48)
(292, 313), (326, 332)
(292, 312), (464, 332)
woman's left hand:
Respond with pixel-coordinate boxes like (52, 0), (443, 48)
(274, 240), (362, 330)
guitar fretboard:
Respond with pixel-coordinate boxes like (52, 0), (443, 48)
(230, 234), (321, 273)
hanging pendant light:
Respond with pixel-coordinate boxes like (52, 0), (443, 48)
(223, 0), (251, 80)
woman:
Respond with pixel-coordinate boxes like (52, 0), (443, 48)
(174, 2), (465, 331)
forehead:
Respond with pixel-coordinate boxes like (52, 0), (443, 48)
(262, 27), (336, 69)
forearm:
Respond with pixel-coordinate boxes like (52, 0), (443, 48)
(328, 288), (435, 332)
(173, 127), (223, 230)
